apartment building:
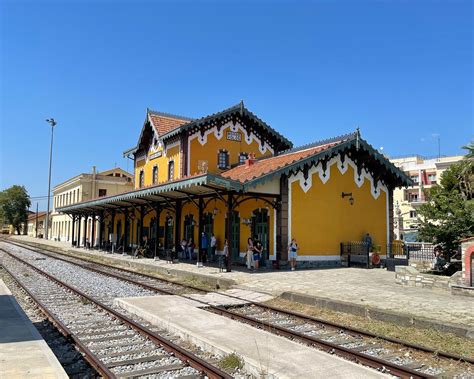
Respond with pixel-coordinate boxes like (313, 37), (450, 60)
(51, 167), (133, 242)
(391, 155), (463, 241)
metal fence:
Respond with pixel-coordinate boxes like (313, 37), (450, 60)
(388, 242), (435, 261)
(341, 241), (437, 268)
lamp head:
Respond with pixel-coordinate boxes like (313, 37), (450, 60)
(46, 118), (57, 127)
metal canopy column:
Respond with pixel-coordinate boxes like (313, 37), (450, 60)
(226, 192), (233, 272)
(198, 197), (204, 266)
(82, 216), (87, 248)
(124, 209), (129, 252)
(77, 215), (81, 247)
(91, 213), (96, 249)
(174, 199), (182, 261)
(71, 215), (76, 247)
(139, 205), (144, 246)
(110, 210), (115, 246)
(98, 211), (104, 250)
(154, 205), (160, 259)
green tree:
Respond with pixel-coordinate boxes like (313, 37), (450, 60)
(0, 185), (31, 235)
(417, 147), (473, 255)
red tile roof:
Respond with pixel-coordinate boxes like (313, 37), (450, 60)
(27, 211), (48, 221)
(221, 140), (346, 183)
(148, 112), (191, 136)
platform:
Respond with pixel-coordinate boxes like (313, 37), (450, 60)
(115, 295), (388, 378)
(9, 235), (474, 339)
(0, 279), (68, 378)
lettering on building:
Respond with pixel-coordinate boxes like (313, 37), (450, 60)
(226, 131), (242, 142)
(149, 151), (163, 160)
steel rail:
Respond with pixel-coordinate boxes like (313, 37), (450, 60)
(6, 239), (473, 365)
(1, 263), (115, 378)
(209, 306), (432, 379)
(0, 244), (438, 378)
(4, 240), (474, 369)
(1, 248), (232, 379)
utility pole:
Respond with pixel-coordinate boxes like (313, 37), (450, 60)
(44, 118), (57, 240)
(35, 203), (38, 238)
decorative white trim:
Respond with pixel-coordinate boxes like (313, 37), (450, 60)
(287, 153), (390, 249)
(295, 255), (340, 261)
(187, 120), (274, 174)
(289, 154), (388, 200)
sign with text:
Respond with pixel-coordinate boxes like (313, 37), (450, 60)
(226, 131), (242, 142)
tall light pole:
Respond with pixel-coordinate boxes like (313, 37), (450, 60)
(44, 118), (57, 240)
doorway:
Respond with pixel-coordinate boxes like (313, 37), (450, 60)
(252, 208), (269, 261)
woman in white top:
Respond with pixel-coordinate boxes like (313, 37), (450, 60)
(288, 238), (298, 271)
(246, 237), (254, 270)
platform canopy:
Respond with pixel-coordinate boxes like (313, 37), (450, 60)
(57, 173), (244, 214)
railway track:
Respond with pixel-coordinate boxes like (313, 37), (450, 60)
(0, 244), (231, 379)
(2, 239), (474, 378)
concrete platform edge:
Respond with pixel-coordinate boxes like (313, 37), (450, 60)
(0, 280), (68, 378)
(281, 291), (474, 339)
(11, 237), (236, 290)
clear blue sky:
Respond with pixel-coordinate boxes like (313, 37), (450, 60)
(1, 0), (472, 211)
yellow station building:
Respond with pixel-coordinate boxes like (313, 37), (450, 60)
(58, 102), (410, 270)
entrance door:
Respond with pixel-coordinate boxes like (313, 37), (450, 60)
(225, 211), (240, 259)
(184, 215), (195, 241)
(164, 216), (173, 250)
(252, 209), (269, 259)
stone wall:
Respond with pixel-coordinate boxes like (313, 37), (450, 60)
(395, 265), (473, 297)
(395, 266), (450, 290)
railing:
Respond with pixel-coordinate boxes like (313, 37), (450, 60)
(387, 242), (436, 261)
(340, 241), (373, 268)
(341, 241), (437, 268)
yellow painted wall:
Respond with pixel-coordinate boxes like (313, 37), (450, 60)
(290, 163), (387, 256)
(106, 196), (274, 255)
(189, 131), (272, 175)
(134, 144), (181, 189)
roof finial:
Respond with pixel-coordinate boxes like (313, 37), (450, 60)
(240, 99), (244, 115)
(356, 127), (360, 151)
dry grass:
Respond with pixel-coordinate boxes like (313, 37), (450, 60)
(264, 297), (474, 358)
(218, 352), (244, 371)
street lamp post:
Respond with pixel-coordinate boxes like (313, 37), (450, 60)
(44, 118), (57, 240)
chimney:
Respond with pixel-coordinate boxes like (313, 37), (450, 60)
(245, 153), (257, 167)
(92, 166), (97, 175)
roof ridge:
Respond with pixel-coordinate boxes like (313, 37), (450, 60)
(278, 132), (356, 156)
(147, 108), (195, 122)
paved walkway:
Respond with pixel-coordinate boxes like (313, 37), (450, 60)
(8, 236), (474, 330)
(116, 295), (388, 378)
(0, 279), (68, 378)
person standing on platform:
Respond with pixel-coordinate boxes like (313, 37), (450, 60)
(288, 238), (299, 271)
(201, 232), (208, 264)
(180, 238), (188, 259)
(363, 233), (373, 253)
(253, 239), (262, 270)
(187, 238), (195, 260)
(210, 233), (217, 262)
(246, 237), (254, 270)
(223, 239), (229, 270)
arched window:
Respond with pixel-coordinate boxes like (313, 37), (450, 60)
(239, 152), (248, 165)
(152, 165), (158, 184)
(168, 161), (174, 181)
(139, 170), (144, 188)
(217, 150), (229, 170)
